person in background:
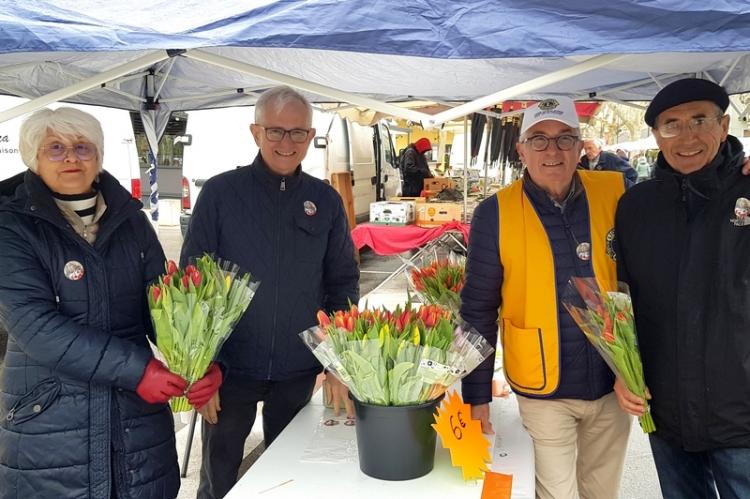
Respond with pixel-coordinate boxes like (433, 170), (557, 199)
(461, 96), (631, 499)
(0, 107), (187, 499)
(615, 77), (750, 499)
(580, 138), (638, 184)
(181, 85), (359, 499)
(401, 137), (434, 196)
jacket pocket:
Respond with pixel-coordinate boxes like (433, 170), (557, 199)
(4, 377), (61, 425)
(501, 320), (547, 391)
(293, 212), (328, 263)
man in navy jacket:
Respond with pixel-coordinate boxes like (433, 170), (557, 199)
(181, 86), (359, 499)
(580, 138), (638, 184)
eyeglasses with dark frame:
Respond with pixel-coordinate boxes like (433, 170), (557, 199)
(654, 115), (724, 139)
(522, 134), (580, 152)
(258, 126), (311, 143)
(39, 142), (97, 162)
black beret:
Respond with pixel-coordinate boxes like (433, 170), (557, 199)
(644, 78), (729, 127)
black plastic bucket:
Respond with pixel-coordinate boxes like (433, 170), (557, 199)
(351, 395), (444, 480)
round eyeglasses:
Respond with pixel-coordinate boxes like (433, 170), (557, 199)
(522, 134), (579, 152)
(259, 126), (311, 143)
(655, 116), (723, 139)
(39, 142), (97, 162)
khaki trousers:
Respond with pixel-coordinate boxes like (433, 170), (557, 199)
(516, 392), (631, 499)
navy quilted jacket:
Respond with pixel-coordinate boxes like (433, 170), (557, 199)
(0, 170), (179, 499)
(461, 173), (618, 404)
(180, 154), (360, 380)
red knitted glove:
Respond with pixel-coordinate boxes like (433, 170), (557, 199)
(136, 358), (188, 404)
(187, 363), (224, 409)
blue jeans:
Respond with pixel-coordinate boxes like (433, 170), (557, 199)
(649, 433), (750, 499)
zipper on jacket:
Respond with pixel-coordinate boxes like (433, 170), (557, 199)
(681, 178), (688, 202)
(267, 186), (283, 378)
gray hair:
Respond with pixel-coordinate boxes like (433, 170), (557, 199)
(254, 86), (313, 127)
(584, 137), (605, 149)
(19, 107), (104, 173)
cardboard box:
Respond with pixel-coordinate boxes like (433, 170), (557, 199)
(389, 196), (426, 203)
(369, 201), (415, 226)
(415, 202), (463, 227)
(423, 177), (456, 192)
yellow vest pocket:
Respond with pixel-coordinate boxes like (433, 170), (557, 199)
(502, 319), (548, 392)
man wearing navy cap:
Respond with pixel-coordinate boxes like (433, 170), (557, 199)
(614, 78), (750, 498)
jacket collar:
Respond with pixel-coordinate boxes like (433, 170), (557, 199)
(250, 152), (303, 192)
(523, 169), (583, 212)
(654, 135), (745, 199)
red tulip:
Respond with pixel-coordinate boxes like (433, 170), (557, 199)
(182, 274), (190, 289)
(151, 286), (161, 302)
(185, 264), (197, 276)
(163, 273), (172, 286)
(334, 311), (346, 330)
(191, 270), (201, 287)
(317, 310), (331, 327)
(167, 260), (178, 275)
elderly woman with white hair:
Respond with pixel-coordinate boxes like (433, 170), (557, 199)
(0, 107), (187, 499)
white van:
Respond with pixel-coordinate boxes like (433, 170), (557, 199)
(0, 96), (141, 197)
(179, 106), (402, 235)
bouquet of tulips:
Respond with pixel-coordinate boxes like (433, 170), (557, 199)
(300, 303), (493, 406)
(404, 251), (465, 314)
(147, 255), (259, 412)
(562, 277), (655, 433)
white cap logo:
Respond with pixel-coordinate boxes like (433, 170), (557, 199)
(521, 96), (580, 135)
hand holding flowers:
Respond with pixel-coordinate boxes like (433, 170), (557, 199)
(147, 255), (259, 412)
(563, 277), (655, 432)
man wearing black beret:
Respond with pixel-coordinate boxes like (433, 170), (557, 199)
(614, 77), (750, 498)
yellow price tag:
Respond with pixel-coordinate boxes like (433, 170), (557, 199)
(432, 390), (491, 480)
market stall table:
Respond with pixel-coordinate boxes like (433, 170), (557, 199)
(351, 221), (470, 256)
(351, 221), (470, 296)
(225, 391), (534, 498)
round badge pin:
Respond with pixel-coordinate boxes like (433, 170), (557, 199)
(576, 242), (591, 261)
(63, 260), (85, 281)
(304, 200), (317, 216)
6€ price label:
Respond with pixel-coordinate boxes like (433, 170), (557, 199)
(432, 390), (491, 480)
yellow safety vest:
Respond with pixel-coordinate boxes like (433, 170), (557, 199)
(497, 171), (623, 396)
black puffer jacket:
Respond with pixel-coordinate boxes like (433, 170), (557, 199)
(0, 170), (179, 498)
(180, 154), (359, 380)
(615, 136), (750, 451)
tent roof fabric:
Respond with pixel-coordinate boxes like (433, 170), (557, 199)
(1, 1), (749, 144)
(3, 1), (750, 58)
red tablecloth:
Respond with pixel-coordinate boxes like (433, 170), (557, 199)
(351, 222), (470, 256)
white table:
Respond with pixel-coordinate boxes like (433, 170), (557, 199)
(226, 392), (534, 498)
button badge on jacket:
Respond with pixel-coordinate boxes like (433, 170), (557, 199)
(576, 242), (591, 261)
(304, 200), (317, 216)
(63, 260), (85, 280)
(731, 197), (750, 226)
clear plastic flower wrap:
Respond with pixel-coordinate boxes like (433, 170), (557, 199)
(147, 254), (260, 412)
(403, 250), (466, 315)
(299, 303), (494, 406)
(562, 277), (655, 433)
